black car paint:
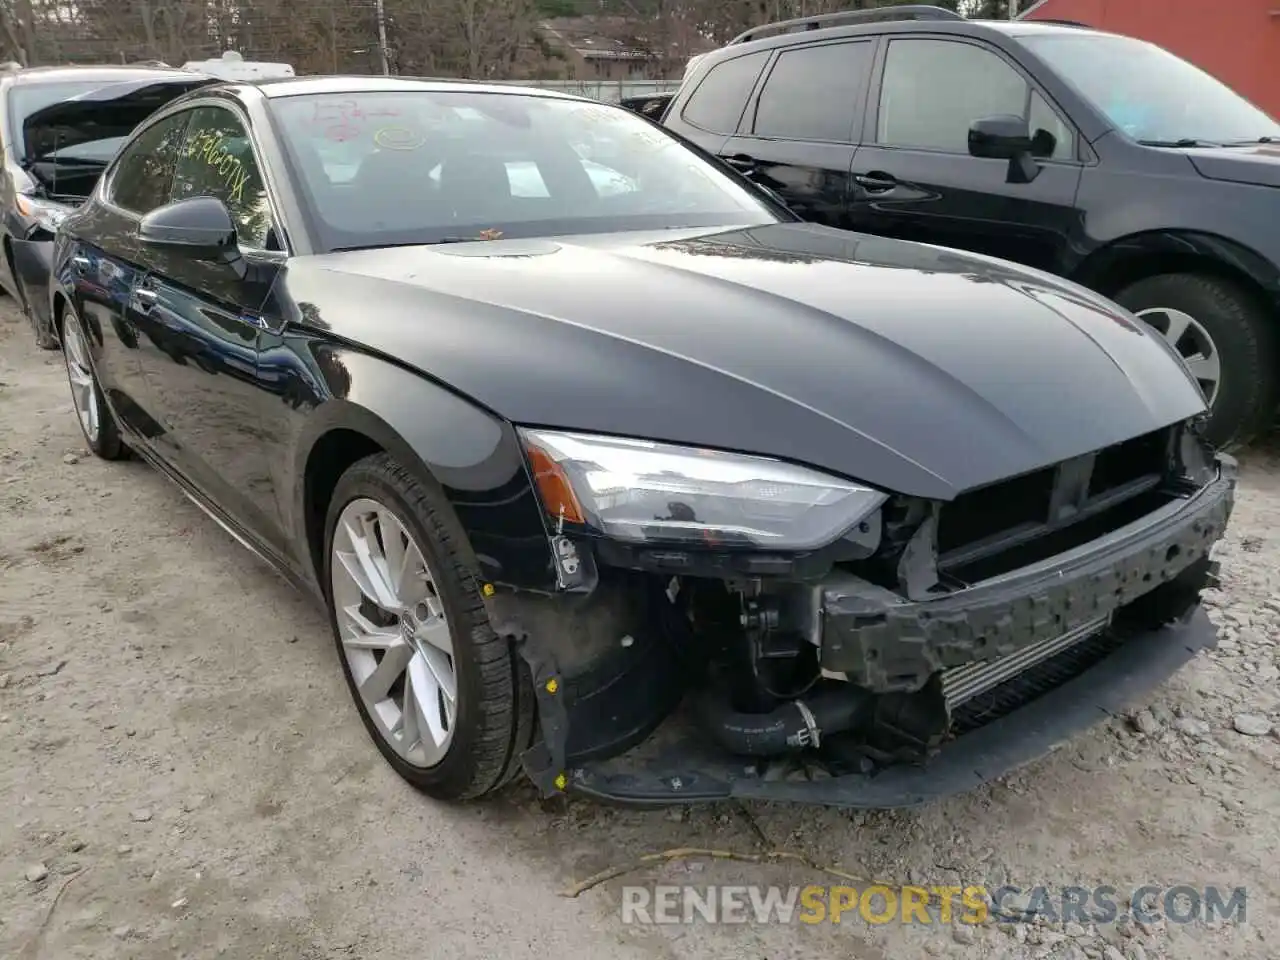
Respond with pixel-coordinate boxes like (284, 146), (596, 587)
(49, 79), (1211, 608)
(44, 76), (1233, 808)
(660, 20), (1280, 321)
(0, 66), (215, 343)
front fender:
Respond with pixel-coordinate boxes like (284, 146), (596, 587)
(286, 340), (557, 592)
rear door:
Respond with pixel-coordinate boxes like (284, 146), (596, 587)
(719, 39), (874, 230)
(848, 36), (1084, 273)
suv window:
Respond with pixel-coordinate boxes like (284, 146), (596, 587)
(680, 51), (770, 135)
(107, 111), (193, 215)
(753, 41), (871, 142)
(877, 38), (1072, 160)
(172, 106), (273, 249)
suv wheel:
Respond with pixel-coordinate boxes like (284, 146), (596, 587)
(323, 453), (535, 801)
(1114, 273), (1278, 449)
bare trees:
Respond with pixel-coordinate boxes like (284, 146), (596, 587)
(0, 0), (1007, 78)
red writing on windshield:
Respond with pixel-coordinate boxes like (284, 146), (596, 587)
(309, 100), (402, 141)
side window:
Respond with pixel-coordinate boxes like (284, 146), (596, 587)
(1028, 90), (1073, 160)
(172, 106), (273, 249)
(753, 41), (872, 143)
(878, 38), (1073, 160)
(107, 112), (192, 215)
(680, 51), (770, 135)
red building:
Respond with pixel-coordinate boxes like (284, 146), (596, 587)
(1020, 0), (1280, 119)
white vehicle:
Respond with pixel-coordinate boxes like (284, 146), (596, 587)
(181, 50), (295, 81)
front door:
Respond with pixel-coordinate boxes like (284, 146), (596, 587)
(129, 104), (285, 545)
(719, 38), (875, 231)
(847, 36), (1084, 274)
(62, 109), (195, 443)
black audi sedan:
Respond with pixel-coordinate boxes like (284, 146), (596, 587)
(49, 76), (1234, 808)
(0, 64), (215, 348)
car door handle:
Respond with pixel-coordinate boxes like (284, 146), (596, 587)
(724, 154), (758, 172)
(71, 255), (91, 273)
(134, 287), (158, 304)
(854, 172), (899, 192)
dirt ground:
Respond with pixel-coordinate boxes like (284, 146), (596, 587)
(3, 297), (1280, 960)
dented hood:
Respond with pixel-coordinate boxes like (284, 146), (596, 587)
(22, 76), (216, 160)
(291, 223), (1208, 500)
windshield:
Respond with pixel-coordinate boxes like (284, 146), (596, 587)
(267, 90), (779, 251)
(1019, 34), (1280, 145)
(7, 81), (130, 162)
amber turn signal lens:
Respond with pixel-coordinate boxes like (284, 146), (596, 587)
(525, 442), (585, 525)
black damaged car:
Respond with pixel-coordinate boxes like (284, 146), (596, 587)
(0, 64), (214, 348)
(50, 76), (1235, 808)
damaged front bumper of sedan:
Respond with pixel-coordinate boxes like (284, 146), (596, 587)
(489, 423), (1236, 809)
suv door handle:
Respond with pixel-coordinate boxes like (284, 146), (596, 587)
(854, 172), (899, 192)
(724, 154), (758, 172)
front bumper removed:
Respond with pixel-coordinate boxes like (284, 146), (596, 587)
(822, 467), (1235, 693)
(561, 607), (1216, 808)
(516, 459), (1234, 809)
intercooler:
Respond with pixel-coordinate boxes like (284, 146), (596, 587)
(940, 615), (1112, 713)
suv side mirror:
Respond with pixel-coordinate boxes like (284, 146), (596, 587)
(968, 115), (1042, 184)
(139, 196), (238, 259)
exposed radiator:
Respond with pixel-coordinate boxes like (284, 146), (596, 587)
(941, 615), (1112, 712)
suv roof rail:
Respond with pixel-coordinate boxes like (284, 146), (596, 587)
(728, 4), (963, 45)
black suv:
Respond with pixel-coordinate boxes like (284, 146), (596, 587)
(660, 5), (1280, 448)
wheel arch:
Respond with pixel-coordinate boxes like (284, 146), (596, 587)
(1071, 230), (1280, 318)
(292, 354), (554, 596)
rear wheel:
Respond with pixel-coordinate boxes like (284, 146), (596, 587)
(1114, 273), (1278, 449)
(323, 453), (534, 800)
(61, 305), (126, 460)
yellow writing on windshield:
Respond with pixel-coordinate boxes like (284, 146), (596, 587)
(185, 128), (251, 204)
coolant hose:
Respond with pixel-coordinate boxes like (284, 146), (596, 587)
(698, 685), (872, 757)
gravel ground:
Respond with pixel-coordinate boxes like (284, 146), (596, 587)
(2, 298), (1279, 960)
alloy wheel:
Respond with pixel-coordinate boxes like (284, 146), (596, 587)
(330, 497), (458, 769)
(62, 313), (100, 444)
(1135, 306), (1222, 405)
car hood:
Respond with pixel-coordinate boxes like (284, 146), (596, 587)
(1185, 143), (1280, 189)
(22, 76), (216, 160)
(291, 223), (1207, 500)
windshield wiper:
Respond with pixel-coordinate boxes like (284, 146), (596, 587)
(1220, 136), (1279, 146)
(1137, 138), (1223, 148)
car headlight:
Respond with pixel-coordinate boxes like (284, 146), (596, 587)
(520, 429), (887, 550)
(15, 194), (71, 233)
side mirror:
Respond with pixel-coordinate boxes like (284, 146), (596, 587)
(968, 115), (1042, 184)
(139, 196), (238, 259)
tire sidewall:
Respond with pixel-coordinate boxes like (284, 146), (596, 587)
(322, 461), (493, 793)
(61, 306), (121, 459)
(1115, 274), (1277, 449)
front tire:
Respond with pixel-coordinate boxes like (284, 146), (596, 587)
(1114, 273), (1278, 449)
(61, 305), (126, 460)
(323, 453), (534, 800)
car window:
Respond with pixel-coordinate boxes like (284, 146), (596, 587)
(877, 38), (1072, 160)
(752, 42), (871, 143)
(680, 51), (770, 135)
(106, 111), (193, 215)
(172, 106), (273, 249)
(268, 91), (779, 252)
(1027, 90), (1072, 159)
